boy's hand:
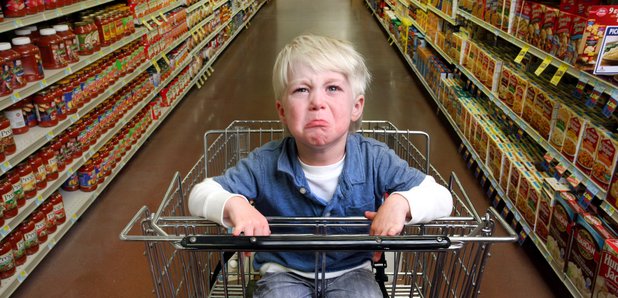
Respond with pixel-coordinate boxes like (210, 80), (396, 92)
(225, 196), (271, 236)
(364, 194), (410, 262)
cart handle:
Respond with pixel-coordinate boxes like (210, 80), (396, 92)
(180, 234), (451, 251)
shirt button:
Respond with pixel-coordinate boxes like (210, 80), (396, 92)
(325, 212), (331, 216)
(299, 187), (307, 194)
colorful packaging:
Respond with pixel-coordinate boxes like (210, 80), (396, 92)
(566, 213), (616, 297)
(562, 112), (587, 162)
(550, 105), (575, 152)
(541, 7), (559, 53)
(595, 239), (618, 298)
(530, 3), (545, 47)
(590, 132), (618, 191)
(576, 123), (602, 175)
(515, 1), (533, 42)
(567, 15), (588, 65)
(554, 11), (574, 58)
(547, 192), (583, 271)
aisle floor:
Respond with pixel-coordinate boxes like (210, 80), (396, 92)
(14, 0), (562, 297)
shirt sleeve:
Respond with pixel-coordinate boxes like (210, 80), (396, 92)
(188, 178), (248, 227)
(390, 175), (453, 224)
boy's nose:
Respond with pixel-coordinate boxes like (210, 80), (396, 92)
(309, 92), (326, 110)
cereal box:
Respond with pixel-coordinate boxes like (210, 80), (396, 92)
(486, 134), (504, 179)
(554, 11), (574, 59)
(547, 192), (583, 271)
(566, 213), (616, 297)
(540, 7), (559, 54)
(498, 67), (512, 107)
(591, 132), (618, 191)
(576, 123), (602, 176)
(568, 15), (588, 65)
(530, 3), (545, 47)
(500, 144), (516, 191)
(507, 161), (525, 203)
(562, 112), (587, 162)
(594, 239), (618, 298)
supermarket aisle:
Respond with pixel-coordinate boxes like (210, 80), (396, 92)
(14, 0), (559, 297)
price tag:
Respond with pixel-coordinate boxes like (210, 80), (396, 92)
(573, 73), (589, 98)
(163, 55), (171, 65)
(16, 270), (27, 283)
(47, 238), (57, 250)
(15, 19), (23, 26)
(586, 84), (605, 107)
(35, 195), (44, 206)
(191, 31), (198, 42)
(70, 213), (78, 223)
(159, 12), (169, 22)
(40, 79), (48, 87)
(587, 183), (600, 196)
(534, 56), (552, 76)
(46, 131), (55, 141)
(603, 89), (618, 117)
(152, 60), (161, 73)
(0, 161), (12, 173)
(67, 166), (74, 175)
(550, 64), (568, 85)
(603, 202), (616, 216)
(142, 20), (153, 31)
(514, 45), (529, 64)
(13, 91), (21, 100)
(151, 16), (162, 26)
(0, 225), (11, 237)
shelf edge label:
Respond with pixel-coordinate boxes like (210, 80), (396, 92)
(550, 64), (568, 85)
(514, 45), (529, 64)
(534, 56), (552, 76)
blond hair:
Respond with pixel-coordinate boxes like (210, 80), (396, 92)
(272, 35), (371, 131)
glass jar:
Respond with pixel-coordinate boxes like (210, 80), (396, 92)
(37, 28), (67, 70)
(41, 147), (58, 181)
(17, 163), (36, 199)
(2, 0), (26, 17)
(28, 155), (46, 190)
(4, 101), (28, 135)
(52, 24), (79, 63)
(22, 97), (37, 127)
(33, 90), (58, 127)
(49, 85), (66, 121)
(11, 37), (44, 82)
(0, 115), (16, 155)
(0, 180), (16, 219)
(19, 220), (38, 255)
(61, 172), (79, 191)
(0, 239), (15, 279)
(8, 231), (26, 266)
(50, 192), (65, 224)
(78, 161), (96, 192)
(33, 210), (47, 243)
(42, 201), (56, 234)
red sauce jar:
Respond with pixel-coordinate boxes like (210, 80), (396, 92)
(17, 162), (36, 199)
(37, 28), (67, 70)
(41, 147), (58, 181)
(61, 172), (79, 191)
(19, 220), (38, 255)
(59, 79), (76, 114)
(49, 86), (66, 121)
(60, 132), (73, 164)
(33, 210), (47, 243)
(24, 26), (40, 44)
(51, 192), (65, 224)
(0, 239), (15, 279)
(50, 140), (64, 172)
(22, 98), (37, 127)
(2, 0), (26, 17)
(4, 102), (28, 135)
(53, 25), (78, 64)
(43, 0), (56, 10)
(8, 231), (25, 266)
(78, 161), (96, 192)
(11, 37), (44, 82)
(33, 90), (57, 127)
(0, 43), (26, 90)
(0, 181), (16, 219)
(6, 170), (24, 207)
(74, 22), (93, 56)
(92, 153), (103, 184)
(0, 115), (16, 155)
(42, 201), (56, 233)
(83, 19), (100, 52)
(28, 155), (46, 190)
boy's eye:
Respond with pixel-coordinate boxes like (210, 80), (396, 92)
(293, 87), (308, 93)
(327, 85), (341, 92)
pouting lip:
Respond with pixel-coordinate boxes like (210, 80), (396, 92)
(305, 120), (329, 128)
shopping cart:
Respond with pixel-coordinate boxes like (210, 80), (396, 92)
(120, 120), (517, 298)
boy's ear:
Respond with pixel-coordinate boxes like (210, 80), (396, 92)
(275, 100), (286, 124)
(351, 95), (364, 121)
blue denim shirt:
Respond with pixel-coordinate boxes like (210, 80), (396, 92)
(214, 133), (426, 273)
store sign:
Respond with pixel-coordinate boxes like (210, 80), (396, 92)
(594, 26), (618, 74)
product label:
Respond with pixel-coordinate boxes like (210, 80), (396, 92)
(2, 191), (16, 211)
(23, 230), (37, 248)
(36, 164), (46, 182)
(46, 212), (56, 227)
(35, 103), (57, 124)
(0, 250), (14, 273)
(63, 90), (73, 110)
(53, 202), (65, 220)
(51, 44), (66, 66)
(0, 126), (12, 138)
(4, 109), (26, 129)
(11, 181), (23, 199)
(14, 239), (24, 259)
(78, 170), (95, 188)
(46, 156), (58, 174)
(35, 220), (47, 238)
(20, 173), (36, 192)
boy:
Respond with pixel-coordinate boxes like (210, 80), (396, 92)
(188, 34), (453, 297)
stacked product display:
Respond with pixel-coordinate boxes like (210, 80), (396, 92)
(366, 0), (618, 297)
(0, 0), (266, 295)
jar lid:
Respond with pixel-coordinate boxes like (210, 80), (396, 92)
(53, 24), (69, 32)
(12, 37), (31, 46)
(0, 43), (12, 51)
(25, 25), (37, 31)
(15, 29), (31, 36)
(75, 21), (87, 27)
(39, 28), (57, 36)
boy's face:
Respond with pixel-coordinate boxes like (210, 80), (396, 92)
(276, 64), (364, 153)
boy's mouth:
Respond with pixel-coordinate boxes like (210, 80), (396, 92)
(305, 120), (329, 128)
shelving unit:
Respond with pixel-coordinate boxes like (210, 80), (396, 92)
(367, 1), (593, 296)
(0, 0), (265, 295)
(426, 4), (456, 25)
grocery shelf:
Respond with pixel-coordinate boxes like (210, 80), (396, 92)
(457, 10), (618, 93)
(0, 28), (147, 112)
(367, 4), (581, 297)
(408, 0), (426, 11)
(455, 64), (608, 202)
(424, 37), (454, 65)
(189, 7), (218, 36)
(410, 18), (425, 34)
(426, 4), (456, 25)
(0, 0), (116, 34)
(136, 0), (184, 23)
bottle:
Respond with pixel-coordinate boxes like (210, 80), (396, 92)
(33, 90), (57, 127)
(0, 115), (16, 155)
(0, 239), (15, 279)
(78, 161), (96, 192)
(42, 201), (56, 233)
(17, 163), (36, 199)
(61, 172), (79, 191)
(19, 220), (38, 255)
(2, 0), (26, 17)
(6, 170), (24, 207)
(8, 231), (26, 266)
(50, 192), (65, 224)
(49, 85), (66, 121)
(33, 210), (47, 243)
(37, 28), (67, 69)
(28, 155), (46, 190)
(0, 181), (16, 219)
(53, 24), (78, 63)
(22, 97), (37, 127)
(11, 37), (44, 82)
(41, 147), (58, 181)
(0, 43), (25, 90)
(4, 102), (28, 134)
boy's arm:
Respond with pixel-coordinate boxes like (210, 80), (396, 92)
(188, 178), (270, 236)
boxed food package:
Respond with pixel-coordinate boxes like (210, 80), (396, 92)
(515, 1), (533, 42)
(473, 48), (486, 81)
(530, 3), (545, 47)
(576, 123), (602, 176)
(498, 67), (512, 107)
(538, 178), (571, 242)
(549, 105), (576, 152)
(507, 161), (526, 203)
(577, 0), (602, 17)
(578, 6), (618, 68)
(594, 239), (618, 298)
(547, 192), (583, 270)
(566, 213), (616, 297)
(471, 0), (487, 19)
(463, 40), (478, 72)
(537, 93), (560, 141)
(562, 112), (588, 162)
(521, 82), (537, 126)
(590, 131), (618, 191)
(567, 15), (588, 65)
(486, 133), (505, 179)
(540, 7), (559, 53)
(554, 11), (574, 58)
(516, 169), (539, 227)
(500, 144), (516, 191)
(560, 0), (577, 14)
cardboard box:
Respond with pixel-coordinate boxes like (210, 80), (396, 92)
(507, 161), (525, 203)
(515, 1), (533, 42)
(594, 239), (618, 298)
(547, 192), (583, 271)
(591, 132), (618, 191)
(576, 123), (603, 176)
(500, 145), (516, 191)
(541, 7), (559, 53)
(594, 25), (618, 75)
(549, 105), (575, 152)
(567, 15), (588, 65)
(562, 112), (588, 162)
(567, 213), (616, 297)
(554, 11), (574, 59)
